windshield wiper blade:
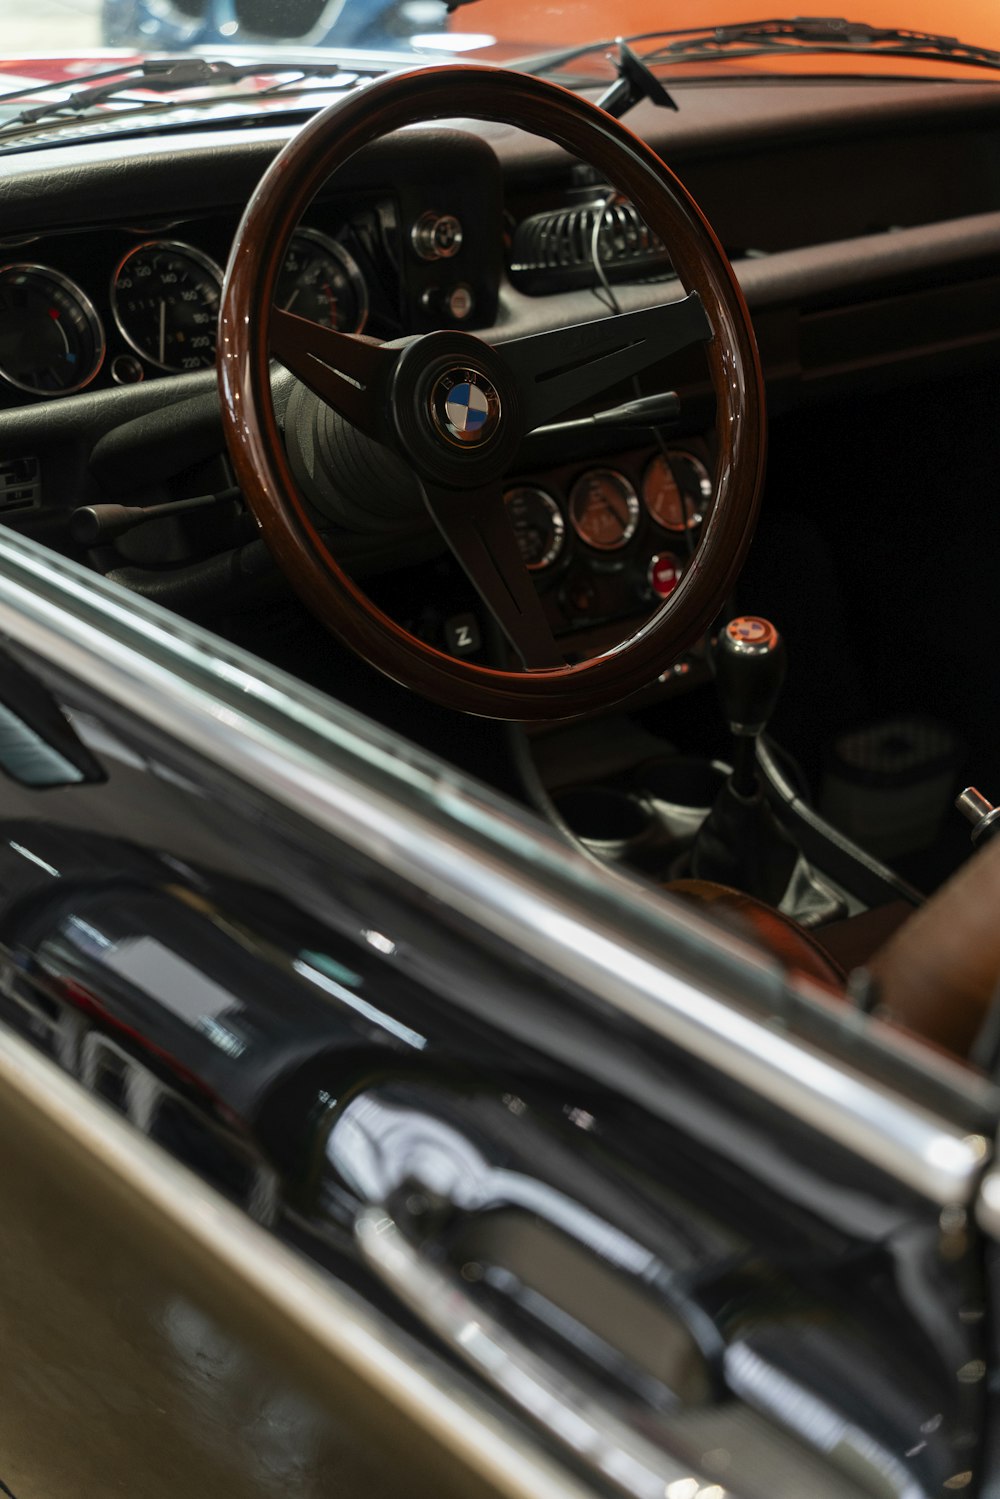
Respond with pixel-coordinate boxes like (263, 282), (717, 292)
(646, 17), (1000, 69)
(0, 56), (351, 130)
(519, 16), (1000, 78)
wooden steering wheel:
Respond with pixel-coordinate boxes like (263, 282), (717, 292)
(218, 65), (766, 720)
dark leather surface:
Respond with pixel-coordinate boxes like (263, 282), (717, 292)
(819, 901), (912, 975)
(869, 836), (1000, 1057)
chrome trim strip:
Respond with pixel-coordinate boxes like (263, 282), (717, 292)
(0, 1017), (596, 1499)
(356, 1207), (707, 1498)
(0, 531), (987, 1207)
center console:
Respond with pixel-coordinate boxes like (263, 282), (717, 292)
(516, 615), (923, 947)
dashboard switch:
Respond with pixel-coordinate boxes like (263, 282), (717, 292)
(445, 284), (475, 321)
(647, 552), (683, 599)
(420, 283), (476, 323)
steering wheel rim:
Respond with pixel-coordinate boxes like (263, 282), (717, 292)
(218, 65), (766, 721)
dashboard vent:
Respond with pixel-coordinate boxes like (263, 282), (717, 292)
(510, 196), (672, 294)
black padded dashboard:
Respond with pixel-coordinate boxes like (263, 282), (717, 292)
(0, 76), (996, 416)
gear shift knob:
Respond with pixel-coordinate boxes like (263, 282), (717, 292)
(714, 616), (786, 737)
(691, 615), (795, 898)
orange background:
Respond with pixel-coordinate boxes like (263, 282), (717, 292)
(457, 0), (1000, 71)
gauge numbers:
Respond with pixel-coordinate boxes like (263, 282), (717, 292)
(112, 241), (223, 373)
(504, 486), (565, 571)
(276, 229), (368, 333)
(0, 264), (104, 396)
(568, 469), (640, 551)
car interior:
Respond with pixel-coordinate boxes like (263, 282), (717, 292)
(2, 60), (1000, 1068)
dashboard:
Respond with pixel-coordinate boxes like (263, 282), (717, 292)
(0, 76), (998, 692)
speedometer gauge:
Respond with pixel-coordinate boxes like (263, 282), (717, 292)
(0, 265), (104, 396)
(111, 241), (223, 372)
(276, 229), (368, 333)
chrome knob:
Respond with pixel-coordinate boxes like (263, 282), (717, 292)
(411, 212), (463, 261)
(956, 786), (1000, 847)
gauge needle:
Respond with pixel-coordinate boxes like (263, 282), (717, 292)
(50, 313), (69, 355)
(158, 299), (166, 366)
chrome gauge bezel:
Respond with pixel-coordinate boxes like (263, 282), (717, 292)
(642, 449), (712, 532)
(503, 485), (565, 572)
(110, 239), (224, 373)
(568, 468), (641, 552)
(280, 227), (369, 335)
(0, 263), (105, 397)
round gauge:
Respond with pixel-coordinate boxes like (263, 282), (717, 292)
(0, 264), (104, 396)
(504, 485), (565, 572)
(642, 450), (711, 532)
(568, 469), (640, 551)
(276, 229), (368, 333)
(111, 241), (223, 373)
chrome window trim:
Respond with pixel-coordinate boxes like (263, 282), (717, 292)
(0, 529), (989, 1208)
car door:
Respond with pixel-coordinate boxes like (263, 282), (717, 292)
(0, 522), (994, 1499)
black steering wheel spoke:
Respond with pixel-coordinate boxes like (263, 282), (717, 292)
(422, 480), (564, 670)
(498, 292), (711, 431)
(270, 307), (400, 445)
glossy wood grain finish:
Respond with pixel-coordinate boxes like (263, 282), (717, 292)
(218, 66), (767, 720)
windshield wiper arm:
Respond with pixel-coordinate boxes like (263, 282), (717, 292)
(0, 57), (350, 130)
(518, 17), (1000, 77)
(596, 39), (679, 116)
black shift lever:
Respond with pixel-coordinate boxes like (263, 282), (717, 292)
(690, 616), (795, 902)
(714, 617), (787, 796)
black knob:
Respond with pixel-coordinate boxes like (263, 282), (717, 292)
(714, 616), (786, 737)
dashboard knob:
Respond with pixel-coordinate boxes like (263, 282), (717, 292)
(420, 283), (475, 323)
(956, 786), (1000, 847)
(411, 211), (464, 261)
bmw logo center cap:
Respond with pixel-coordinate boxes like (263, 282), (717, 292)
(430, 368), (501, 446)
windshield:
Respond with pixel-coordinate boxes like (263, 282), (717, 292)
(6, 0), (1000, 80)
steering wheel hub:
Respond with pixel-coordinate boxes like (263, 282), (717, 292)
(430, 368), (502, 447)
(389, 328), (523, 486)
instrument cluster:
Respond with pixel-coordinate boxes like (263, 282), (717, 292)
(504, 444), (713, 634)
(0, 212), (380, 402)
